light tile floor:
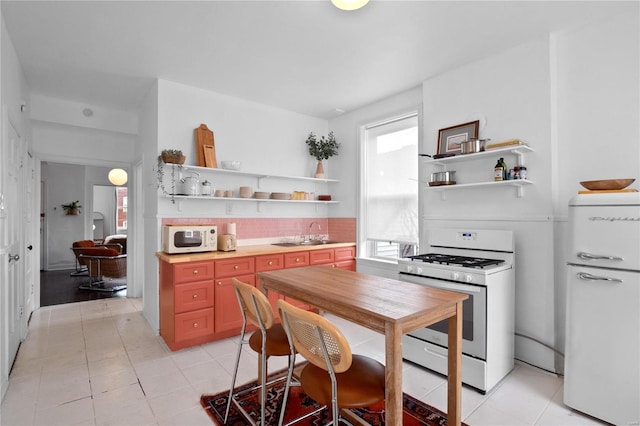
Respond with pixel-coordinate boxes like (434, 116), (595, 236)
(0, 298), (606, 426)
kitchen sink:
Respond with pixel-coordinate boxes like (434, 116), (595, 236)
(272, 241), (338, 247)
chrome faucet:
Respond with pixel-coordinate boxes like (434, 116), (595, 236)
(308, 222), (321, 242)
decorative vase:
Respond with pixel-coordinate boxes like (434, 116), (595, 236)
(314, 160), (325, 179)
(66, 208), (79, 216)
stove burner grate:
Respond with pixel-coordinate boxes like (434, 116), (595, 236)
(407, 253), (505, 269)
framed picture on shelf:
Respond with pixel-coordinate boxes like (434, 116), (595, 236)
(437, 120), (479, 155)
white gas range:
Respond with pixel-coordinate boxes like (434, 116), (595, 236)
(398, 228), (515, 393)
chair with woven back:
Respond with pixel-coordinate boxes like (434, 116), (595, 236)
(77, 247), (127, 292)
(277, 299), (386, 426)
(225, 278), (294, 426)
(70, 239), (123, 276)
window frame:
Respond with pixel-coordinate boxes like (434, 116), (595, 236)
(358, 108), (422, 262)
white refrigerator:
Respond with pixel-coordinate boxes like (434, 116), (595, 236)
(565, 192), (640, 425)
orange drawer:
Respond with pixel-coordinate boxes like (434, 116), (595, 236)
(174, 261), (215, 284)
(309, 249), (334, 265)
(175, 308), (214, 342)
(174, 281), (214, 314)
(284, 251), (309, 268)
(334, 246), (355, 262)
(215, 257), (255, 278)
(333, 260), (356, 271)
(214, 274), (256, 333)
(256, 254), (284, 272)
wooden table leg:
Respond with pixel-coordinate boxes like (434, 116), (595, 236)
(447, 301), (463, 426)
(385, 322), (403, 426)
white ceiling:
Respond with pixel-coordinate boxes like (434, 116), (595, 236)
(2, 1), (633, 119)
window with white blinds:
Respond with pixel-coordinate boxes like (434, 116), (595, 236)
(362, 113), (418, 260)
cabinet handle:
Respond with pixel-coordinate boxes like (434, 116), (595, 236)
(234, 265), (239, 270)
(193, 269), (199, 275)
(193, 322), (199, 328)
(192, 294), (198, 299)
(217, 281), (222, 286)
(332, 264), (337, 268)
(268, 261), (273, 266)
(296, 258), (300, 262)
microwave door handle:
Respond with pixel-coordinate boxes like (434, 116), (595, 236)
(576, 272), (623, 283)
(577, 251), (624, 261)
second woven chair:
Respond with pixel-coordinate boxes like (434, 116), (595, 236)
(277, 299), (386, 426)
(225, 278), (294, 426)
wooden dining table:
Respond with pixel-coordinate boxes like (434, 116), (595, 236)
(257, 265), (468, 426)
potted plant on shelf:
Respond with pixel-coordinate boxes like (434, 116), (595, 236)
(306, 131), (340, 178)
(61, 200), (82, 215)
(160, 149), (186, 165)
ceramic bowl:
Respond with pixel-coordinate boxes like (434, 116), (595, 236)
(221, 160), (241, 170)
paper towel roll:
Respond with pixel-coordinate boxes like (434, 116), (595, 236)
(227, 222), (236, 235)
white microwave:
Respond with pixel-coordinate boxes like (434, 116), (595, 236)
(162, 225), (217, 254)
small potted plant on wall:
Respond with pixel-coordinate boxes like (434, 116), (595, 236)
(160, 149), (186, 165)
(306, 131), (340, 178)
(61, 200), (82, 215)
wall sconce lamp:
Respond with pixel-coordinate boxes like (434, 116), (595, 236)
(108, 168), (128, 186)
(331, 0), (369, 11)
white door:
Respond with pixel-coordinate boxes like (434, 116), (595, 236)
(1, 108), (26, 385)
(24, 153), (36, 313)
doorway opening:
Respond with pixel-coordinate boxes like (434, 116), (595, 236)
(40, 162), (130, 306)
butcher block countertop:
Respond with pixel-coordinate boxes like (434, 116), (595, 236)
(155, 242), (356, 264)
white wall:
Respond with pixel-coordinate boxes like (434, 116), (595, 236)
(553, 11), (639, 370)
(329, 9), (639, 373)
(422, 37), (558, 370)
(155, 80), (330, 219)
(31, 121), (136, 168)
(141, 79), (331, 331)
(329, 87), (423, 219)
(418, 10), (639, 372)
(41, 163), (86, 270)
(555, 11), (640, 211)
(139, 80), (160, 331)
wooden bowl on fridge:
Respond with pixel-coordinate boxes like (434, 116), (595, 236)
(579, 179), (635, 191)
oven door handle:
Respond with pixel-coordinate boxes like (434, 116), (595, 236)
(424, 279), (483, 294)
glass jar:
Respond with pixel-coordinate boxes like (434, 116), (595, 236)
(201, 180), (212, 196)
(519, 166), (527, 180)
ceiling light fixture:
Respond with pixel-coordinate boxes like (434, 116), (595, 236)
(108, 168), (128, 186)
(331, 0), (369, 11)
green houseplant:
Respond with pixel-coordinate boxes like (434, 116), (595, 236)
(61, 200), (82, 215)
(160, 149), (186, 165)
(306, 131), (339, 178)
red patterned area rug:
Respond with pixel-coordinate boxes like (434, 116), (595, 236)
(200, 370), (463, 425)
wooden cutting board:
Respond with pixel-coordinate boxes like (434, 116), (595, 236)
(203, 145), (217, 168)
(194, 124), (217, 167)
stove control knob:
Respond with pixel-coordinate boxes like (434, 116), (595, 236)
(416, 267), (423, 275)
(451, 272), (459, 280)
(406, 265), (413, 273)
(465, 274), (473, 283)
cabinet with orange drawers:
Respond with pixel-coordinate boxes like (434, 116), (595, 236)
(159, 260), (215, 351)
(159, 244), (356, 351)
(255, 253), (285, 312)
(213, 257), (255, 337)
(309, 246), (356, 271)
